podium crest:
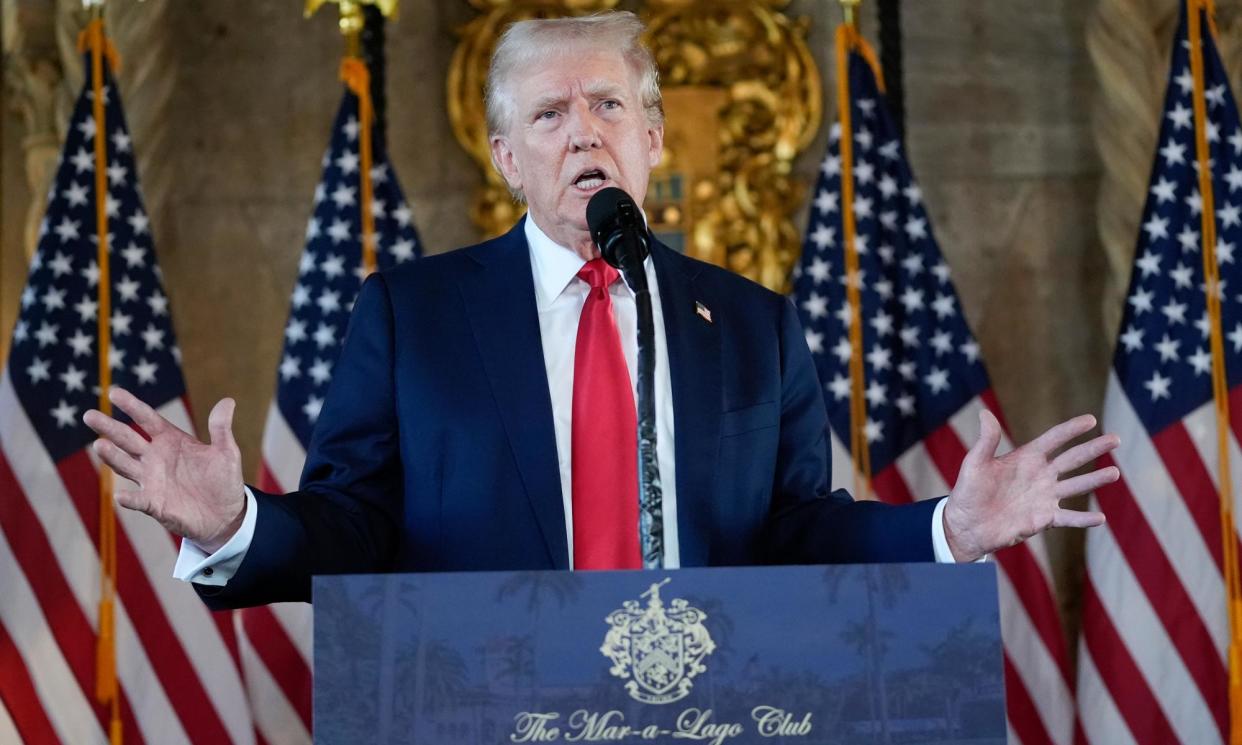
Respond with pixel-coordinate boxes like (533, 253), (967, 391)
(600, 578), (716, 704)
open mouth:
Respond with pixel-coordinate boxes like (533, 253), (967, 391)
(572, 167), (609, 191)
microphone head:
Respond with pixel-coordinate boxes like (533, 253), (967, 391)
(587, 187), (646, 269)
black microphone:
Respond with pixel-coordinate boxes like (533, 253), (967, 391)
(586, 187), (649, 292)
(584, 186), (664, 569)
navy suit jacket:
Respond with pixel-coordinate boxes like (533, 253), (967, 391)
(200, 220), (939, 609)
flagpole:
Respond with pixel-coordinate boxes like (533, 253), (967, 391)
(1186, 1), (1242, 741)
(834, 0), (873, 499)
(78, 0), (123, 741)
(306, 0), (398, 278)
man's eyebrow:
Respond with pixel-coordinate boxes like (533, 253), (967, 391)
(528, 92), (569, 113)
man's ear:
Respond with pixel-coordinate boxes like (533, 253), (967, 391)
(646, 123), (665, 169)
(490, 136), (522, 192)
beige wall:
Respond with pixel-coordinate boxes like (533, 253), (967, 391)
(1, 1), (1108, 633)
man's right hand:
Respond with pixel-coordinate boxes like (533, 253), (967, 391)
(83, 386), (246, 553)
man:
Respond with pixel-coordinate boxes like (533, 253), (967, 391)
(84, 13), (1117, 608)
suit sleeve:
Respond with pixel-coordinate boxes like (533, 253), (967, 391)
(197, 273), (403, 609)
(763, 297), (941, 564)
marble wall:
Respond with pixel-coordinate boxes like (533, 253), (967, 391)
(0, 1), (1108, 635)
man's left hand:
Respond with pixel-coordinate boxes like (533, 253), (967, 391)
(943, 410), (1119, 562)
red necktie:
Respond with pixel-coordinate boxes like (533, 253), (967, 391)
(572, 258), (641, 570)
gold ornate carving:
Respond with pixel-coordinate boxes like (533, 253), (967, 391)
(447, 1), (821, 291)
(642, 0), (820, 290)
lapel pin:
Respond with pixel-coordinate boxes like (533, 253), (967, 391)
(695, 301), (713, 324)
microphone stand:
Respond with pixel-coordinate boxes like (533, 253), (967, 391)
(612, 200), (664, 569)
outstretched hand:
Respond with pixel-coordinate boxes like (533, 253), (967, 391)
(943, 410), (1118, 562)
(83, 387), (246, 553)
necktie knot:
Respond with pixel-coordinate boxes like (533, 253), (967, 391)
(578, 258), (620, 290)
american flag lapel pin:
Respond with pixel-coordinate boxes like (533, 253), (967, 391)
(695, 301), (713, 324)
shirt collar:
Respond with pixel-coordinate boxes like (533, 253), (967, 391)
(526, 215), (588, 312)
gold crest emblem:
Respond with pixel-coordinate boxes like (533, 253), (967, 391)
(600, 578), (716, 705)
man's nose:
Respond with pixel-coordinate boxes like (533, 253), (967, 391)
(567, 103), (602, 152)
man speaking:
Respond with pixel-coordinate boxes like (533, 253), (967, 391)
(83, 12), (1118, 607)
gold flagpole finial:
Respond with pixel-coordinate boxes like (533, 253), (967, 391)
(306, 0), (398, 57)
(839, 0), (862, 28)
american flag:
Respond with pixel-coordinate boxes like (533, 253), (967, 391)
(243, 82), (423, 744)
(791, 34), (1076, 743)
(0, 50), (257, 743)
(1077, 4), (1242, 743)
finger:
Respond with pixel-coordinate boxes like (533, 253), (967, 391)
(109, 386), (168, 436)
(1051, 507), (1106, 529)
(1050, 433), (1121, 474)
(1054, 466), (1120, 500)
(1029, 414), (1097, 455)
(207, 398), (237, 449)
(83, 409), (149, 457)
(93, 439), (143, 484)
(964, 409), (1002, 468)
(113, 486), (150, 514)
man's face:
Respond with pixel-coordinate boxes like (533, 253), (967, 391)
(490, 49), (664, 253)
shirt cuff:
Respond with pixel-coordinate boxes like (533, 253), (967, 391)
(931, 497), (988, 564)
(172, 487), (258, 586)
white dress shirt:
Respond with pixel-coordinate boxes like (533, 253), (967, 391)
(175, 217), (961, 584)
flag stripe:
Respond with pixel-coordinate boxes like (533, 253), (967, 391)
(871, 462), (915, 504)
(56, 451), (236, 745)
(1075, 637), (1139, 745)
(241, 607), (313, 729)
(998, 568), (1072, 744)
(1087, 519), (1223, 743)
(237, 626), (313, 745)
(0, 601), (72, 745)
(1004, 652), (1056, 745)
(1152, 422), (1226, 568)
(259, 403), (305, 492)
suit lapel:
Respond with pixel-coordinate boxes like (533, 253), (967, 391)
(652, 243), (721, 567)
(458, 220), (569, 569)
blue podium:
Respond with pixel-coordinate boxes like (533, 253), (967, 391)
(313, 564), (1005, 744)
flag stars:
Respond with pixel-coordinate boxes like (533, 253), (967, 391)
(924, 367), (950, 394)
(854, 127), (873, 150)
(111, 310), (133, 335)
(879, 140), (901, 160)
(64, 181), (89, 207)
(932, 262), (951, 283)
(1129, 287), (1154, 314)
(853, 196), (873, 220)
(291, 283), (311, 309)
(106, 163), (127, 187)
(1120, 325), (1145, 352)
(1218, 239), (1236, 264)
(286, 318), (308, 343)
(879, 211), (898, 231)
(904, 184), (923, 205)
(1208, 120), (1221, 143)
(895, 393), (916, 416)
(810, 224), (836, 250)
(1206, 83), (1227, 108)
(1167, 102), (1193, 129)
(814, 189), (838, 214)
(930, 330), (953, 356)
(146, 290), (168, 317)
(806, 257), (831, 284)
(1178, 226), (1199, 252)
(336, 150), (360, 175)
(1171, 263), (1194, 288)
(13, 321), (28, 344)
(141, 323), (165, 351)
(391, 238), (418, 263)
(1175, 69), (1194, 95)
(111, 130), (131, 153)
(1136, 250), (1161, 278)
(306, 218), (321, 241)
(870, 310), (894, 337)
(121, 243), (146, 267)
(805, 329), (825, 354)
(393, 204), (413, 228)
(932, 294), (956, 319)
(902, 254), (925, 276)
(331, 184), (357, 209)
(960, 339), (981, 363)
(898, 360), (917, 382)
(1188, 347), (1212, 375)
(70, 148), (94, 173)
(127, 210), (149, 235)
(26, 358), (50, 383)
(108, 345), (127, 371)
(1231, 128), (1242, 156)
(905, 217), (928, 241)
(1155, 334), (1181, 362)
(50, 400), (79, 428)
(820, 154), (841, 177)
(873, 278), (894, 300)
(867, 344), (893, 372)
(303, 395), (324, 423)
(831, 337), (852, 363)
(864, 418), (884, 443)
(54, 217), (81, 243)
(1185, 190), (1203, 215)
(67, 329), (93, 357)
(878, 175), (898, 199)
(317, 289), (342, 314)
(854, 161), (876, 185)
(1196, 312), (1212, 339)
(41, 287), (66, 312)
(899, 287), (925, 312)
(34, 322), (58, 347)
(1230, 322), (1242, 353)
(1150, 177), (1177, 203)
(299, 252), (318, 275)
(309, 358), (333, 386)
(320, 254), (346, 279)
(59, 364), (87, 392)
(1143, 215), (1170, 243)
(899, 326), (921, 348)
(116, 275), (141, 303)
(1161, 299), (1188, 325)
(827, 373), (850, 401)
(801, 292), (829, 320)
(1160, 140), (1187, 167)
(312, 322), (337, 349)
(279, 355), (301, 381)
(1144, 371), (1172, 401)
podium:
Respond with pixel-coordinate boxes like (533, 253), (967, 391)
(313, 564), (1005, 744)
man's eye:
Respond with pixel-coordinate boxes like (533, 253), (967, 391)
(601, 100), (620, 110)
(538, 110), (558, 120)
